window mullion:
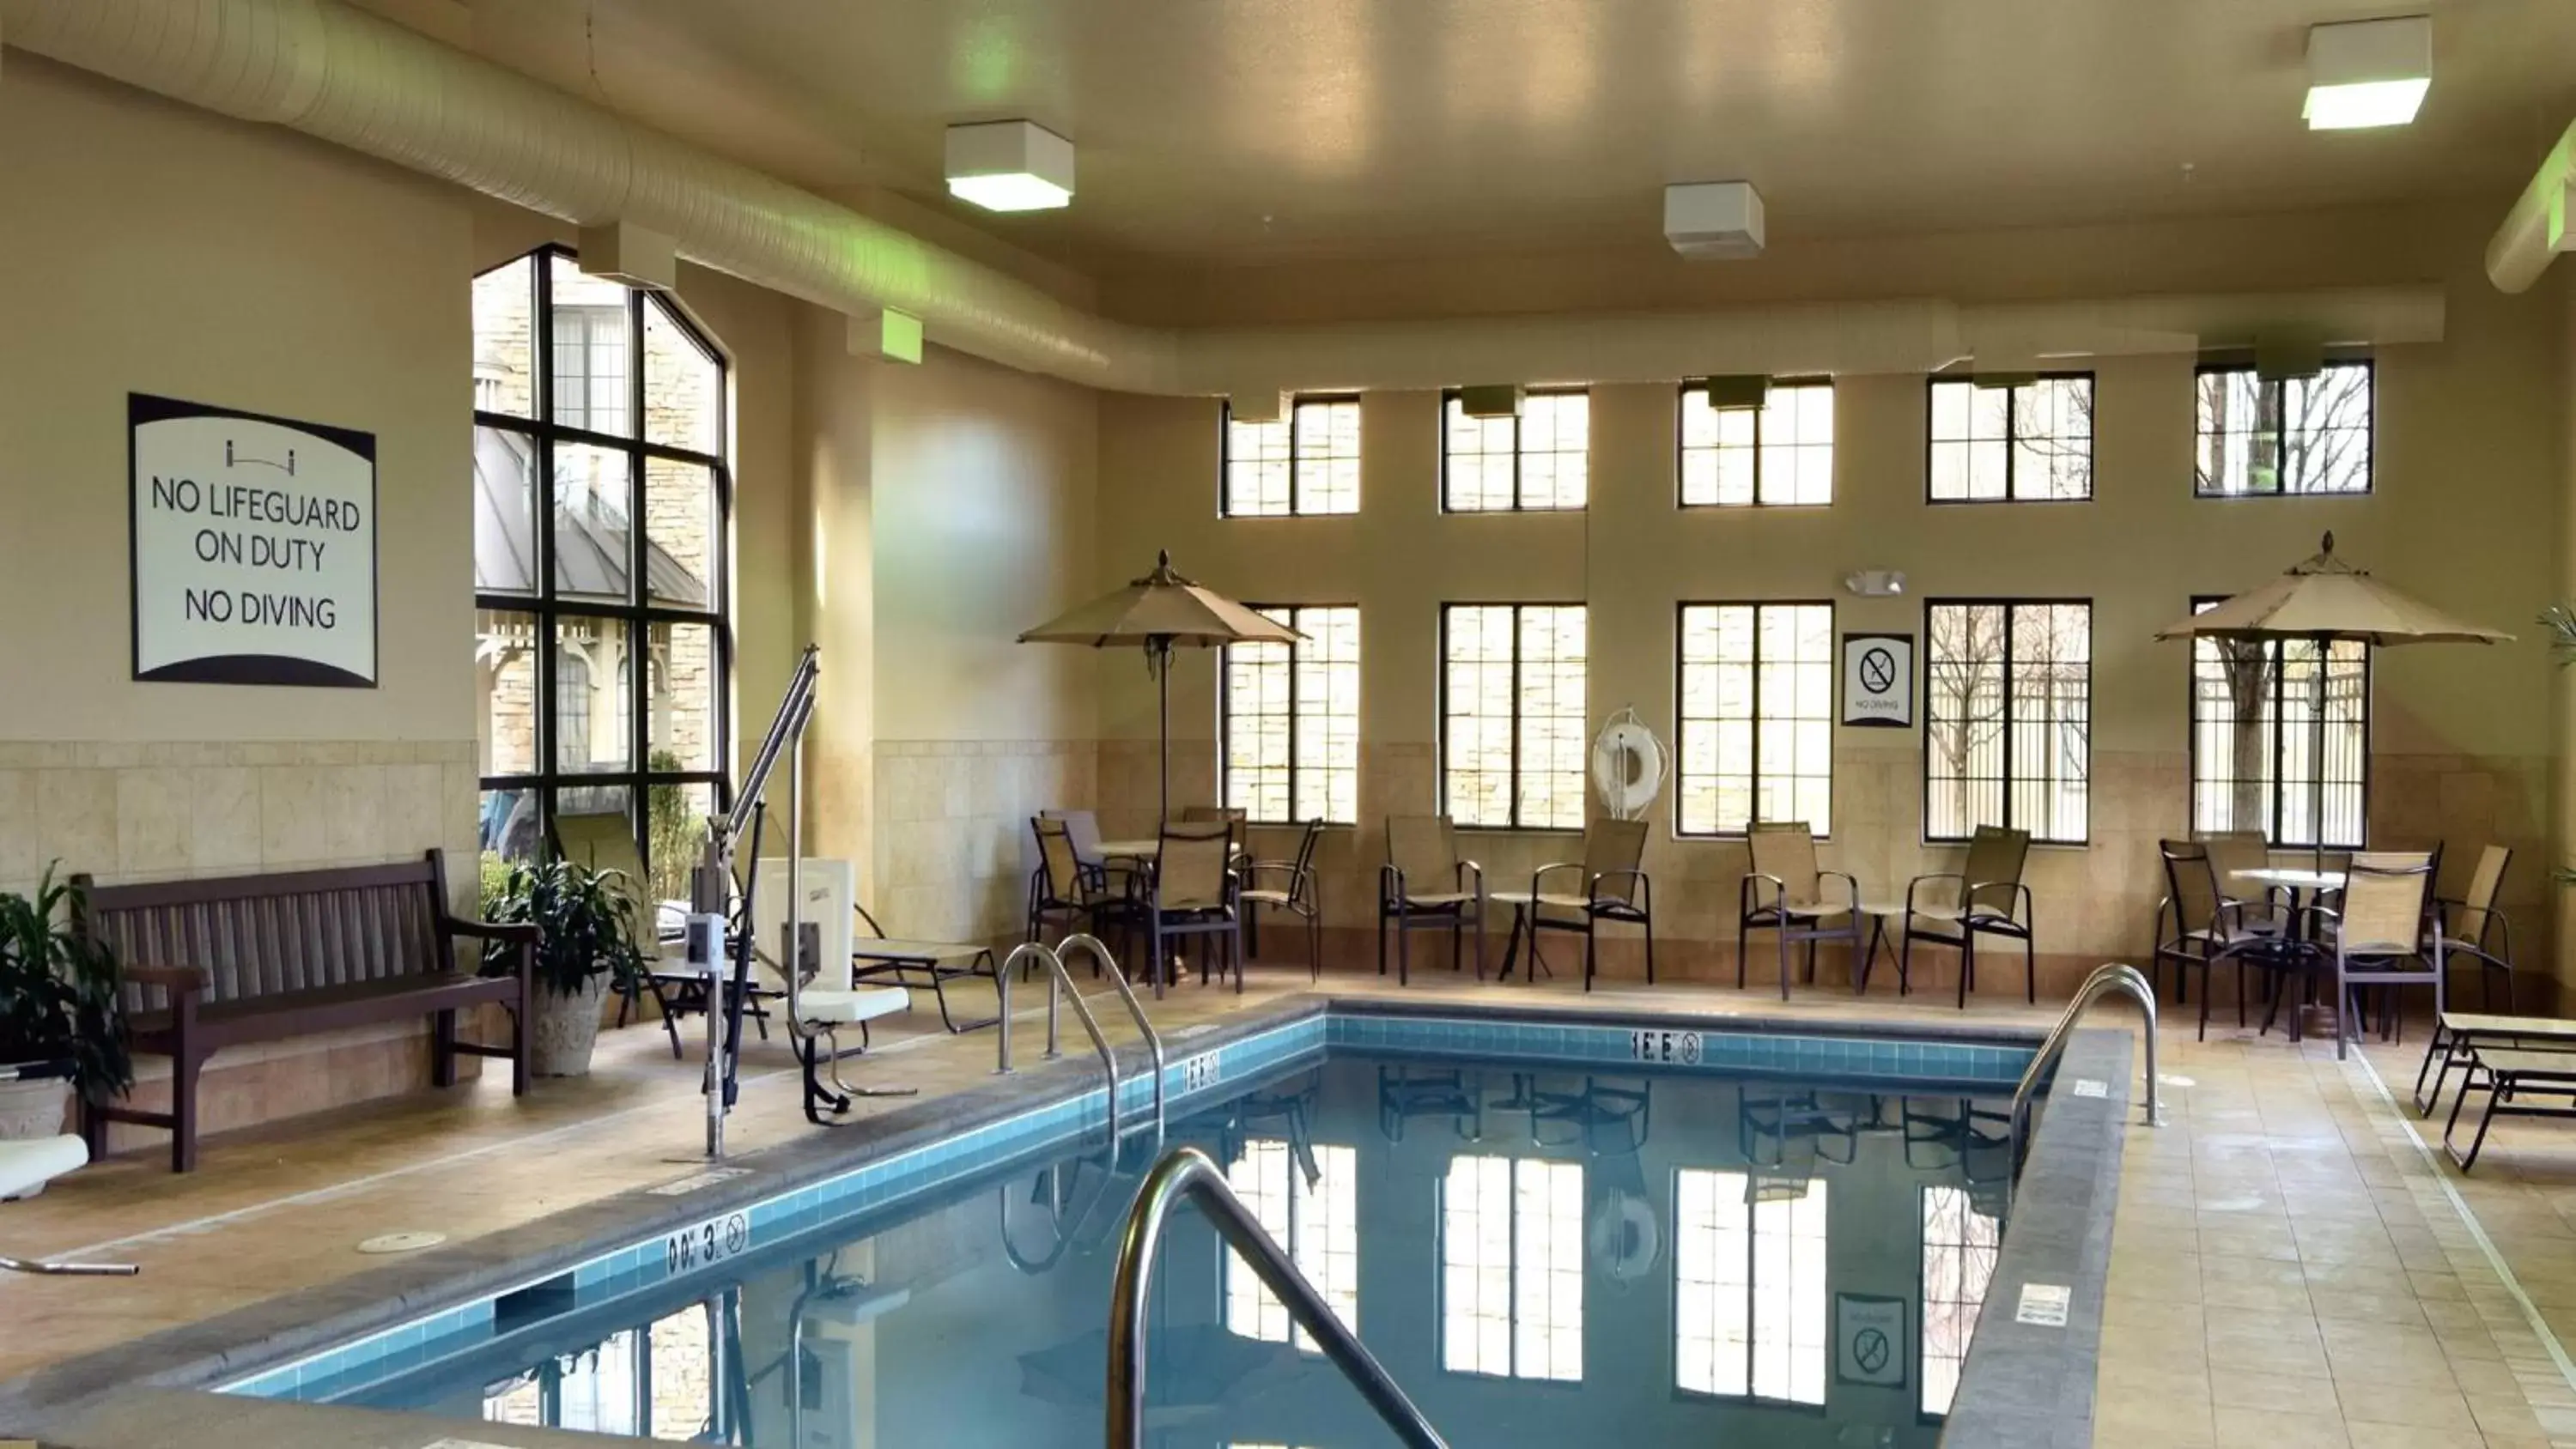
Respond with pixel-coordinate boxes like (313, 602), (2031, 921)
(2000, 606), (2018, 833)
(1747, 609), (1765, 831)
(1285, 613), (1303, 822)
(1288, 402), (1303, 514)
(1510, 413), (1524, 512)
(1510, 607), (1526, 828)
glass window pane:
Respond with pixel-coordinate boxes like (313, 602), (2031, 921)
(478, 787), (542, 870)
(477, 609), (539, 776)
(474, 427), (539, 595)
(642, 458), (717, 609)
(644, 781), (713, 912)
(1226, 414), (1293, 517)
(648, 1305), (714, 1441)
(550, 255), (635, 436)
(642, 296), (721, 456)
(555, 616), (635, 774)
(648, 621), (719, 773)
(554, 444), (635, 604)
(472, 257), (536, 419)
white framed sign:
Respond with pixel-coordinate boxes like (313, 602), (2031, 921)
(1836, 1292), (1907, 1388)
(130, 393), (378, 688)
(1841, 632), (1911, 729)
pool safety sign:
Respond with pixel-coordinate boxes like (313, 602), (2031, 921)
(130, 394), (377, 688)
(1836, 1294), (1908, 1388)
(1841, 633), (1911, 728)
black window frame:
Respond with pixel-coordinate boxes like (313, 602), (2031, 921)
(1218, 392), (1364, 518)
(1675, 378), (1838, 509)
(1921, 597), (2093, 846)
(1438, 386), (1592, 513)
(1672, 599), (1838, 840)
(2191, 358), (2375, 499)
(1219, 602), (1363, 826)
(1923, 371), (2098, 505)
(474, 243), (733, 887)
(1437, 601), (1589, 833)
(2185, 594), (2372, 850)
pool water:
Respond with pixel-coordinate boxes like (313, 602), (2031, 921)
(350, 1054), (2014, 1446)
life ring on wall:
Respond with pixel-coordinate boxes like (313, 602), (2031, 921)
(1589, 708), (1668, 820)
(1589, 1190), (1662, 1282)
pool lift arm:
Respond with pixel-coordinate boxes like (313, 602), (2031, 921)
(693, 645), (911, 1162)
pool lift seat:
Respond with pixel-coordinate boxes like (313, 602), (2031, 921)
(0, 1126), (137, 1276)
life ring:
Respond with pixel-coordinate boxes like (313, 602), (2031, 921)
(1589, 712), (1667, 819)
(1589, 1190), (1661, 1282)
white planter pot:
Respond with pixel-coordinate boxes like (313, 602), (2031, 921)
(528, 975), (610, 1077)
(0, 1075), (73, 1197)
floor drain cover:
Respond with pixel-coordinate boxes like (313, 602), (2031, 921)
(357, 1230), (447, 1254)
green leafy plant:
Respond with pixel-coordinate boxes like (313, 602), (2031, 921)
(647, 749), (709, 904)
(2548, 606), (2576, 887)
(0, 866), (132, 1104)
(479, 856), (647, 999)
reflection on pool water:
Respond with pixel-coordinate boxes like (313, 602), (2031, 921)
(353, 1054), (2013, 1446)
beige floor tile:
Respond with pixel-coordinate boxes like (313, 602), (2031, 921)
(2212, 1404), (2352, 1449)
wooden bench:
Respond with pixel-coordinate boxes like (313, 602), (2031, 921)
(72, 851), (534, 1173)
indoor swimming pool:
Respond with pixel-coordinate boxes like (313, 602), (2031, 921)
(234, 1017), (2046, 1448)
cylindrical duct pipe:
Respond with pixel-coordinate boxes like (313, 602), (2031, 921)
(2485, 119), (2576, 294)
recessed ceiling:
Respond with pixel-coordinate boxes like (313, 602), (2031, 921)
(420, 0), (2576, 273)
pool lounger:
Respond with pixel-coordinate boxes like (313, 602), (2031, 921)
(851, 937), (1000, 1033)
(2445, 1046), (2576, 1171)
(2413, 1011), (2576, 1115)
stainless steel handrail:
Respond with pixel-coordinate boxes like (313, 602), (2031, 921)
(1055, 933), (1165, 1143)
(998, 943), (1126, 1148)
(2010, 962), (2162, 1140)
(1108, 1147), (1447, 1449)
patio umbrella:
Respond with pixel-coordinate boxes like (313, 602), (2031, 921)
(2154, 532), (2510, 864)
(1019, 550), (1300, 825)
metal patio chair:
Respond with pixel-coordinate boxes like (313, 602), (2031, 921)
(1378, 814), (1485, 985)
(1146, 818), (1242, 996)
(2431, 844), (2517, 1011)
(1737, 822), (1859, 1000)
(1899, 825), (2035, 1009)
(1522, 816), (1655, 991)
(2308, 852), (2444, 1061)
(2152, 839), (2278, 1041)
(1239, 818), (1326, 980)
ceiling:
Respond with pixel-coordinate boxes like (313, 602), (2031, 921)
(404, 0), (2576, 275)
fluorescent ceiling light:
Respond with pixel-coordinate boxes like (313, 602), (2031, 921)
(2305, 16), (2430, 130)
(945, 119), (1076, 212)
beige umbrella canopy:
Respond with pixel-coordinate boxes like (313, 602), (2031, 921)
(2154, 533), (2512, 648)
(2154, 532), (2510, 863)
(1020, 550), (1301, 824)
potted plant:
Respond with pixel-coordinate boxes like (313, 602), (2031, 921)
(0, 867), (131, 1145)
(480, 857), (647, 1076)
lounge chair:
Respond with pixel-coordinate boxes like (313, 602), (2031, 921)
(1737, 822), (1857, 1000)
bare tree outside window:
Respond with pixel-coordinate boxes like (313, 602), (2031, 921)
(2188, 598), (2368, 846)
(2195, 361), (2372, 496)
(1926, 601), (2090, 843)
(1223, 605), (1361, 824)
(1443, 604), (1588, 829)
(1929, 376), (2093, 501)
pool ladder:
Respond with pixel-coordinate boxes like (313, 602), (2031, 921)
(2009, 962), (2163, 1161)
(1107, 1146), (1449, 1449)
(997, 936), (1166, 1160)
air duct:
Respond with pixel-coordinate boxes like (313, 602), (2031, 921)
(0, 0), (2450, 391)
(2485, 118), (2576, 294)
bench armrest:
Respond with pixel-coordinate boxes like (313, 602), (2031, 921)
(443, 917), (540, 946)
(125, 964), (207, 994)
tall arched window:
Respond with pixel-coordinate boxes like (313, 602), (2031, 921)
(471, 246), (730, 897)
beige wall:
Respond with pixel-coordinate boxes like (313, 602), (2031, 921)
(1096, 202), (2566, 991)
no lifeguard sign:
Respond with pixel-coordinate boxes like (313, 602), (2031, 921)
(130, 394), (378, 688)
(1841, 632), (1911, 728)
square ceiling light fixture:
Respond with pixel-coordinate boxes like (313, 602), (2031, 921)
(945, 119), (1076, 211)
(2305, 15), (2430, 130)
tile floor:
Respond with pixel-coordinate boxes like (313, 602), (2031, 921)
(6, 957), (2576, 1449)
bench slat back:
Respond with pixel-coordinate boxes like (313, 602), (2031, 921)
(78, 858), (452, 1011)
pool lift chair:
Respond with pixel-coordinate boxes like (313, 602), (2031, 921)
(692, 646), (915, 1160)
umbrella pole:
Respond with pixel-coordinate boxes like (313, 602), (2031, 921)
(1156, 636), (1171, 829)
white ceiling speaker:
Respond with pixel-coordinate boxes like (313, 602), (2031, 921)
(1663, 181), (1765, 261)
(945, 119), (1076, 212)
(2305, 15), (2430, 130)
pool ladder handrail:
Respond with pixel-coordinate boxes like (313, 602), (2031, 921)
(2010, 962), (2163, 1145)
(1107, 1146), (1449, 1449)
(997, 937), (1168, 1154)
